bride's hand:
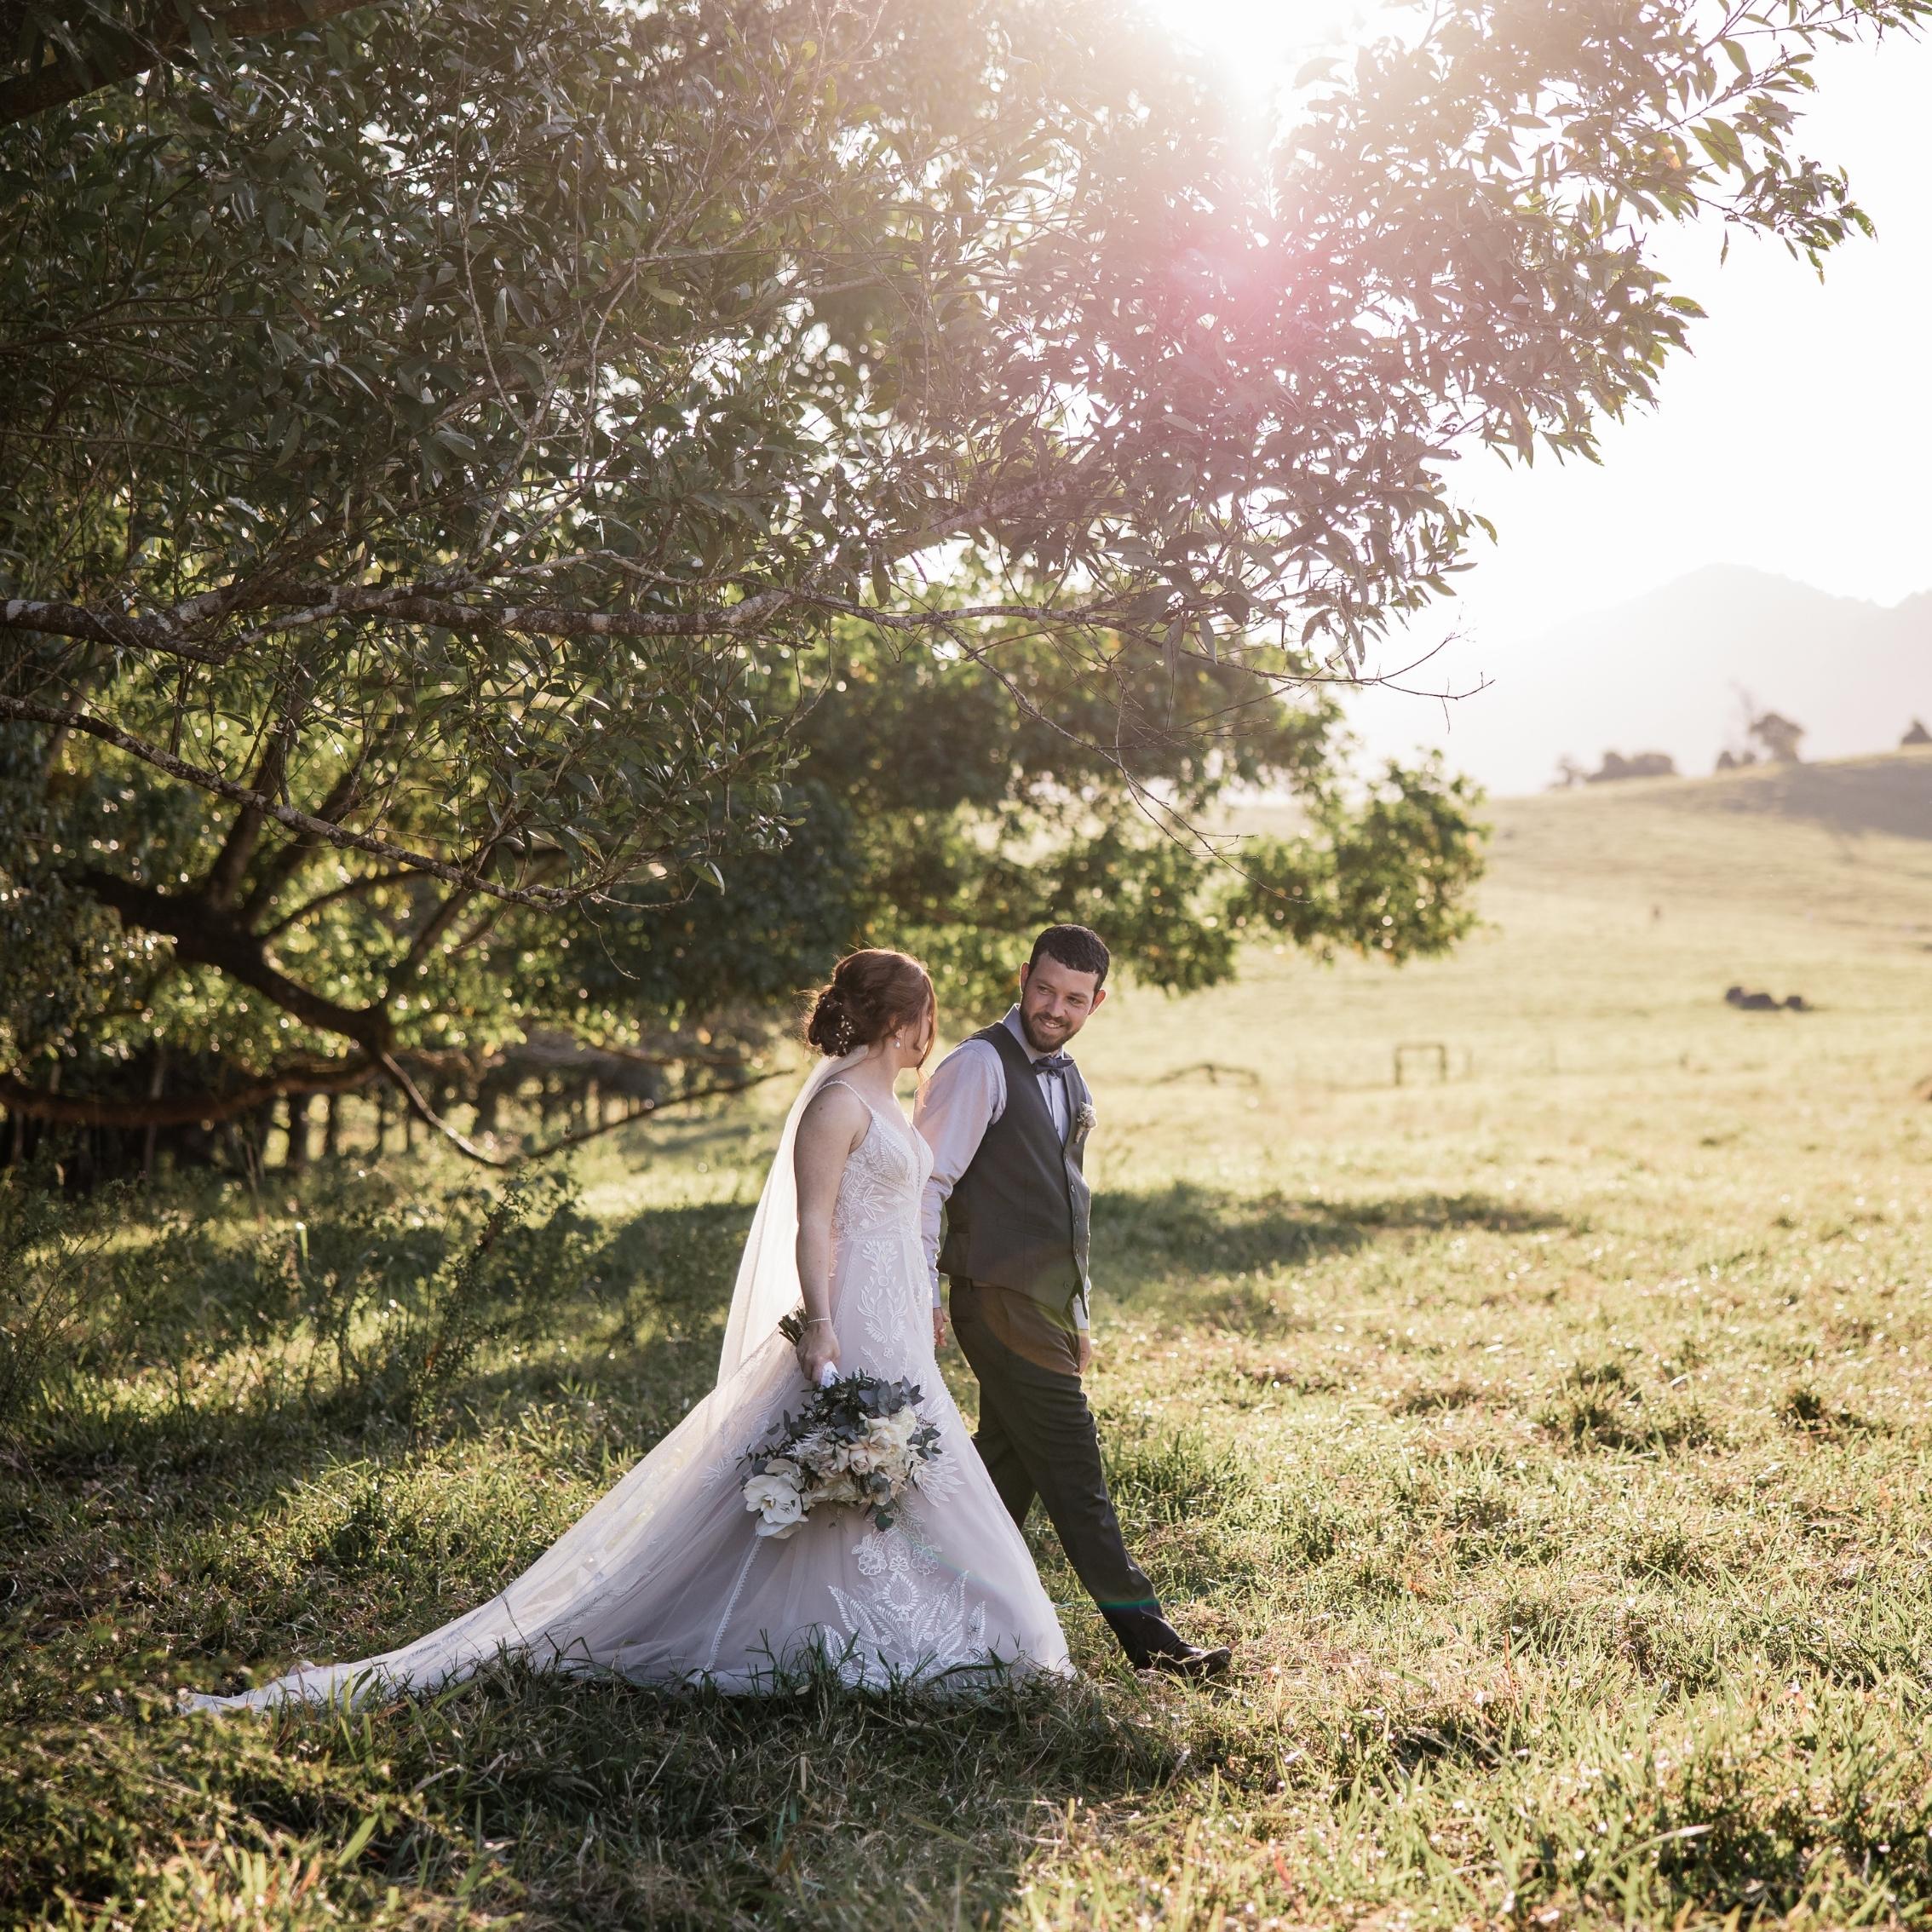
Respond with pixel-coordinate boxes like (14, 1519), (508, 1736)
(796, 1317), (840, 1386)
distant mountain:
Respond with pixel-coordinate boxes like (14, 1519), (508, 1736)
(1350, 566), (1932, 797)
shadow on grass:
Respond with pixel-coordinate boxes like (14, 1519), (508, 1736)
(1091, 1181), (1574, 1324)
(1534, 1360), (1721, 1456)
(9, 1644), (1193, 1929)
(1679, 752), (1932, 842)
(589, 1199), (751, 1340)
(7, 1171), (1192, 1923)
(15, 1177), (1569, 1530)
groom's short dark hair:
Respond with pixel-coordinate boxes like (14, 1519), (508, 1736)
(1026, 924), (1109, 989)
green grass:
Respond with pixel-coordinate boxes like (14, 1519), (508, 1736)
(6, 750), (1932, 1929)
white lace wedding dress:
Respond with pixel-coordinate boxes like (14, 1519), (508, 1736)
(181, 1055), (1071, 1710)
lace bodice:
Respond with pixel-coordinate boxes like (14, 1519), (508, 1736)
(821, 1081), (933, 1383)
(827, 1084), (931, 1240)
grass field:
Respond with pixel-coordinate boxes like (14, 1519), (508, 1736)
(6, 750), (1931, 1930)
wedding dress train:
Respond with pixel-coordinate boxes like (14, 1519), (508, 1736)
(181, 1055), (1071, 1709)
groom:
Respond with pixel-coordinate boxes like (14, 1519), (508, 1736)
(914, 925), (1232, 1680)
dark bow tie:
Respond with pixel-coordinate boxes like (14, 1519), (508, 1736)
(1033, 1052), (1074, 1076)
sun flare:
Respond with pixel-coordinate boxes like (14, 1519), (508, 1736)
(1138, 0), (1377, 105)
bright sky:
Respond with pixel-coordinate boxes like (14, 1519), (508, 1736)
(1142, 0), (1932, 790)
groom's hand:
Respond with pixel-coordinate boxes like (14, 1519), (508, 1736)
(932, 1308), (949, 1350)
(1077, 1331), (1094, 1376)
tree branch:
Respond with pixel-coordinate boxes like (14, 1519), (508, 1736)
(390, 881), (476, 988)
(520, 1069), (786, 1162)
(0, 1055), (377, 1128)
(1, 693), (572, 909)
(0, 595), (226, 664)
(77, 868), (395, 1049)
(0, 578), (1152, 657)
(203, 697), (298, 906)
(551, 1026), (756, 1073)
(0, 0), (371, 129)
(226, 581), (806, 647)
(256, 866), (412, 939)
(371, 1051), (781, 1170)
(376, 1049), (509, 1168)
(238, 725), (392, 925)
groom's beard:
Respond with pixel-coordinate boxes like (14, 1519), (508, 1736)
(1019, 1007), (1076, 1054)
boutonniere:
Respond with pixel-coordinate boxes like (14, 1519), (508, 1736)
(1072, 1100), (1096, 1136)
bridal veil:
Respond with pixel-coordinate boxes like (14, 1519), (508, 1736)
(180, 1051), (863, 1711)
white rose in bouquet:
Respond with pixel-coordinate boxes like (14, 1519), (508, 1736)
(867, 1410), (917, 1455)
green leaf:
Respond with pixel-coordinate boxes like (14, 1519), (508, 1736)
(335, 1814), (380, 1869)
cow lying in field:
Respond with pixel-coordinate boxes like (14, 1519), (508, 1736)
(1725, 985), (1810, 1012)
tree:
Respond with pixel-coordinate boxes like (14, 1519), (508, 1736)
(1749, 711), (1806, 763)
(554, 623), (1485, 1025)
(1588, 750), (1677, 783)
(3, 0), (1922, 1158)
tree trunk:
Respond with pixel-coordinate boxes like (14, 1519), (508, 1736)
(322, 1092), (340, 1159)
(285, 1092), (313, 1172)
(141, 1047), (167, 1176)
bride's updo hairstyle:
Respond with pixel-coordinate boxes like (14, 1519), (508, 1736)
(806, 949), (935, 1064)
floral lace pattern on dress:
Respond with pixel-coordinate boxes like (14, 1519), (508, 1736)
(903, 1394), (970, 1509)
(707, 1083), (1029, 1686)
(828, 1095), (923, 1237)
(827, 1524), (990, 1680)
(814, 1089), (1000, 1680)
(844, 1233), (902, 1361)
(826, 1091), (933, 1377)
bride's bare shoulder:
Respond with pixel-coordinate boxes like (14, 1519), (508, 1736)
(796, 1078), (871, 1151)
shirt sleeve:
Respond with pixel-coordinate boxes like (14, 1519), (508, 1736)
(912, 1039), (1003, 1306)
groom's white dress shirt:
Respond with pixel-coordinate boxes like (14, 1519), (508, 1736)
(913, 1006), (1088, 1329)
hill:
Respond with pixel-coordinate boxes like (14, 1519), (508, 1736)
(1349, 564), (1932, 796)
(1124, 747), (1932, 1107)
(1484, 744), (1932, 914)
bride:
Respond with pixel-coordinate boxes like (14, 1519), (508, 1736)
(181, 950), (1072, 1710)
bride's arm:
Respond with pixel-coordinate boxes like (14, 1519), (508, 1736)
(791, 1085), (869, 1383)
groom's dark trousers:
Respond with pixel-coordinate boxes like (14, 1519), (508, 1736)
(949, 1275), (1181, 1665)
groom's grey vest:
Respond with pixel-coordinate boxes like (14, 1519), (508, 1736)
(939, 1021), (1091, 1308)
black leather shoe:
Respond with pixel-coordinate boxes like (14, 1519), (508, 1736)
(1140, 1642), (1233, 1682)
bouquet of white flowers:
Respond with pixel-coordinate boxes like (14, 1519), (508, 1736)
(739, 1320), (943, 1540)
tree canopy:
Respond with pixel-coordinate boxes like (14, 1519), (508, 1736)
(2, 0), (1920, 1161)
